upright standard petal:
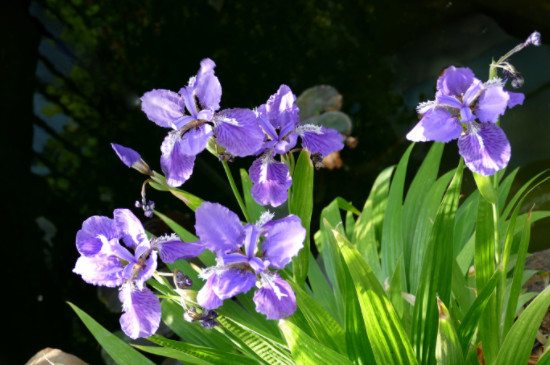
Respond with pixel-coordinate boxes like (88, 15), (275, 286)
(76, 216), (118, 257)
(475, 86), (510, 123)
(193, 58), (222, 111)
(458, 123), (511, 176)
(214, 108), (266, 157)
(195, 202), (244, 253)
(406, 109), (462, 143)
(265, 85), (300, 132)
(299, 125), (344, 157)
(160, 132), (196, 187)
(114, 209), (147, 249)
(141, 89), (183, 129)
(73, 254), (124, 287)
(213, 269), (257, 300)
(261, 215), (305, 269)
(119, 285), (161, 339)
(249, 157), (292, 207)
(254, 273), (296, 320)
(153, 235), (205, 263)
(462, 79), (484, 107)
(436, 66), (476, 97)
(257, 105), (278, 140)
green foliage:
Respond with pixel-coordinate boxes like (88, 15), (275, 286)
(289, 150), (314, 284)
(73, 141), (550, 364)
(68, 303), (156, 365)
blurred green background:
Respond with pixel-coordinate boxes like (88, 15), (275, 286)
(2, 0), (549, 363)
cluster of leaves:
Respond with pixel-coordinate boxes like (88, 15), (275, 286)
(72, 141), (550, 364)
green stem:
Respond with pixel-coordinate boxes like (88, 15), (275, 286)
(491, 177), (503, 340)
(281, 152), (295, 213)
(492, 203), (500, 264)
(221, 160), (251, 222)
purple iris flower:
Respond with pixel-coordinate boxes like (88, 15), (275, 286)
(73, 208), (205, 338)
(250, 85), (344, 206)
(194, 202), (306, 319)
(140, 58), (265, 187)
(407, 66), (524, 176)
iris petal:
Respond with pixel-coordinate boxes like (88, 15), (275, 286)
(213, 269), (257, 300)
(73, 254), (124, 287)
(155, 239), (205, 263)
(458, 123), (511, 176)
(194, 58), (222, 111)
(300, 126), (344, 157)
(119, 285), (161, 339)
(134, 251), (158, 290)
(76, 216), (117, 257)
(253, 273), (296, 320)
(141, 89), (183, 129)
(160, 132), (196, 187)
(249, 157), (292, 207)
(406, 109), (462, 143)
(113, 209), (147, 249)
(179, 124), (213, 156)
(197, 274), (224, 309)
(475, 86), (510, 123)
(261, 215), (305, 269)
(436, 66), (476, 97)
(195, 202), (243, 253)
(506, 91), (525, 109)
(265, 85), (300, 132)
(214, 108), (265, 157)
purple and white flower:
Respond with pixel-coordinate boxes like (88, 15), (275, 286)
(406, 66), (524, 176)
(73, 208), (205, 338)
(140, 59), (265, 187)
(250, 85), (344, 206)
(194, 202), (306, 320)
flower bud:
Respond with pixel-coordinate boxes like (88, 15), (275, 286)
(174, 270), (193, 289)
(525, 31), (541, 47)
(511, 74), (524, 89)
(111, 143), (153, 176)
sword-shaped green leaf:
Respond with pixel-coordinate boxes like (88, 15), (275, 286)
(68, 302), (155, 365)
(289, 150), (314, 284)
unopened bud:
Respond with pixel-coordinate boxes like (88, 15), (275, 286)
(174, 270), (193, 289)
(199, 309), (220, 329)
(184, 307), (201, 322)
(218, 153), (234, 162)
(311, 154), (325, 170)
(525, 31), (541, 47)
(511, 74), (524, 88)
(111, 143), (153, 176)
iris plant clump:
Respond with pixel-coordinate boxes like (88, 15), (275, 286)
(71, 31), (550, 365)
(75, 57), (338, 339)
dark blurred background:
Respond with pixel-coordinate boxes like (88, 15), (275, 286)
(2, 0), (549, 363)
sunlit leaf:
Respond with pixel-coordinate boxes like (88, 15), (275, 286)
(68, 302), (155, 365)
